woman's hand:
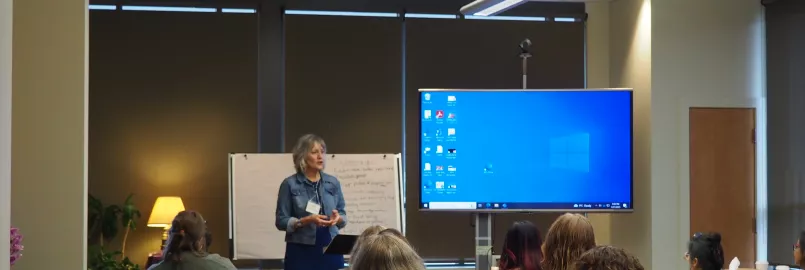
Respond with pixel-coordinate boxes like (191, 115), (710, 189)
(301, 215), (330, 227)
(328, 210), (342, 227)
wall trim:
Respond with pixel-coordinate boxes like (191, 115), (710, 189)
(0, 0), (11, 267)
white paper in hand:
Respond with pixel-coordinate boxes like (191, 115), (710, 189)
(728, 257), (740, 270)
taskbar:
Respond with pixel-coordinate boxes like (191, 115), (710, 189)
(422, 202), (631, 210)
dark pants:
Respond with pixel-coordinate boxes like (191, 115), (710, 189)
(284, 226), (344, 270)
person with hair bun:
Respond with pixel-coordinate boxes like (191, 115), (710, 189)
(499, 221), (543, 270)
(148, 211), (236, 270)
(793, 230), (805, 267)
(685, 232), (724, 270)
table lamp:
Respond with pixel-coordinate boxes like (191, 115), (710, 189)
(147, 196), (185, 249)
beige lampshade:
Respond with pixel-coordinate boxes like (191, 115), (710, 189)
(147, 196), (185, 228)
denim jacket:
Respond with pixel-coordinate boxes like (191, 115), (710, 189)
(275, 172), (347, 245)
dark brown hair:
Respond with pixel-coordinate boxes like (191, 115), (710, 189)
(163, 211), (209, 263)
(569, 245), (644, 270)
(542, 213), (596, 270)
(499, 221), (543, 270)
(687, 232), (723, 270)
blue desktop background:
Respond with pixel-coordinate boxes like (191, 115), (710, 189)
(419, 90), (632, 209)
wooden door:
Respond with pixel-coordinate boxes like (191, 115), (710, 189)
(689, 107), (756, 268)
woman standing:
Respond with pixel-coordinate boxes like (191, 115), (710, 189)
(275, 134), (348, 270)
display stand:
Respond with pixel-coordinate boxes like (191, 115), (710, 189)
(475, 213), (493, 270)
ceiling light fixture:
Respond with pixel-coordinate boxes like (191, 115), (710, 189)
(460, 0), (526, 16)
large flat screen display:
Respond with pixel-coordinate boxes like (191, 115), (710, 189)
(419, 89), (633, 212)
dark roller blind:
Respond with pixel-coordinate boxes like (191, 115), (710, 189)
(89, 10), (258, 265)
(404, 18), (585, 258)
(285, 15), (403, 153)
(765, 0), (805, 265)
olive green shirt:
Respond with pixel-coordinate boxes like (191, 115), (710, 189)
(147, 252), (237, 270)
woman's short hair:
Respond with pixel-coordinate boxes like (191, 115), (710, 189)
(687, 232), (724, 270)
(291, 134), (326, 173)
(499, 221), (543, 270)
(349, 229), (425, 270)
(569, 245), (644, 270)
(542, 213), (596, 270)
(163, 211), (208, 262)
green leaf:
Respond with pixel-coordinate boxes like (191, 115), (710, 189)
(101, 205), (122, 241)
(120, 194), (141, 230)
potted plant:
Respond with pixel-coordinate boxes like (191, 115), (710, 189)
(87, 193), (142, 270)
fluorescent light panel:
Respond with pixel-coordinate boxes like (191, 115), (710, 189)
(404, 13), (458, 19)
(121, 5), (216, 12)
(221, 8), (256, 14)
(465, 15), (546, 21)
(285, 10), (398, 17)
(88, 4), (116, 10)
(554, 17), (576, 22)
(474, 0), (525, 16)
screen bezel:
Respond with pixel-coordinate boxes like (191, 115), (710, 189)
(417, 88), (635, 213)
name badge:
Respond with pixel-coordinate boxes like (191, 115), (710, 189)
(306, 200), (321, 215)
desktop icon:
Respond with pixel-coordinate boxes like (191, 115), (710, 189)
(483, 163), (493, 173)
(424, 93), (431, 101)
(435, 165), (444, 171)
(435, 110), (444, 119)
(447, 96), (456, 102)
(435, 129), (442, 136)
(436, 145), (443, 153)
(447, 148), (456, 154)
(424, 110), (432, 119)
(447, 166), (456, 172)
(448, 113), (456, 119)
(447, 128), (456, 136)
(435, 181), (444, 189)
(423, 147), (431, 154)
(424, 163), (431, 171)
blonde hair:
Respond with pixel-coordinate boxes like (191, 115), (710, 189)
(351, 225), (387, 255)
(291, 134), (326, 173)
(349, 229), (425, 270)
(542, 213), (596, 270)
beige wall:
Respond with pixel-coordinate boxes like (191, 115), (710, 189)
(609, 0), (653, 267)
(0, 0), (12, 268)
(10, 0), (88, 269)
(590, 0), (766, 268)
(651, 0), (765, 267)
(585, 1), (612, 246)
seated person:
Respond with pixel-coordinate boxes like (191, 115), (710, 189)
(351, 225), (386, 255)
(569, 245), (644, 270)
(349, 228), (425, 270)
(794, 230), (804, 267)
(542, 213), (597, 270)
(499, 221), (543, 270)
(685, 232), (724, 270)
(148, 211), (236, 270)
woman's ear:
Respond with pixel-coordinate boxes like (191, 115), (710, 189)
(691, 257), (699, 269)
